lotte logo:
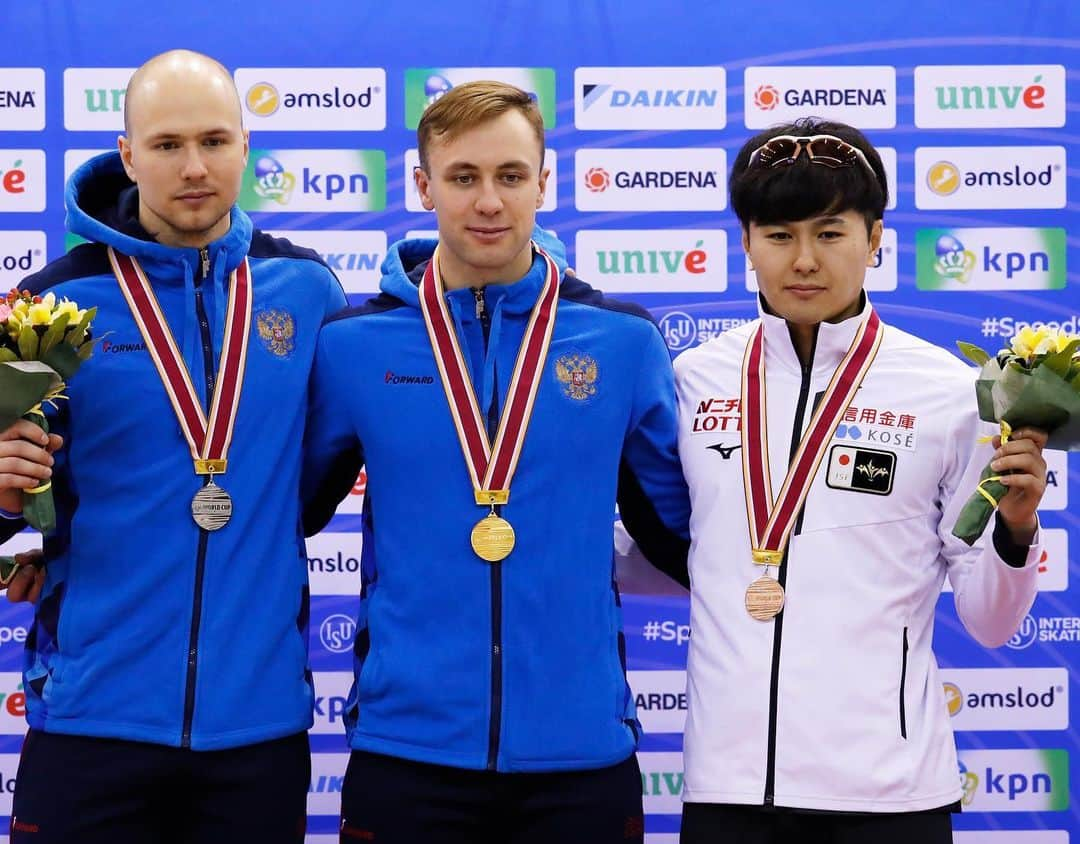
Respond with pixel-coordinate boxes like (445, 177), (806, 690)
(753, 85), (780, 110)
(583, 167), (611, 192)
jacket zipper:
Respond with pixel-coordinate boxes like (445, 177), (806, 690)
(182, 246), (215, 748)
(763, 332), (817, 806)
(900, 627), (909, 739)
(474, 287), (504, 772)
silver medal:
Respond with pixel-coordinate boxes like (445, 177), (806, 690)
(191, 479), (233, 531)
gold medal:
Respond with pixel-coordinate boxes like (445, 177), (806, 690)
(745, 575), (785, 621)
(470, 513), (516, 562)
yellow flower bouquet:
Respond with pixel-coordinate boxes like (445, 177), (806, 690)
(953, 325), (1080, 545)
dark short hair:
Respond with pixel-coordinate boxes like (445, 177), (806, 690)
(729, 118), (888, 234)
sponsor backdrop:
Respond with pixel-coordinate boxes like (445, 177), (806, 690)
(2, 1), (1078, 841)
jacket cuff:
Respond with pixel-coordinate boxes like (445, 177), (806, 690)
(992, 512), (1040, 568)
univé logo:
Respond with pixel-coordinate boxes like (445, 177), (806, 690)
(584, 167), (611, 192)
(1, 159), (27, 196)
(753, 85), (780, 110)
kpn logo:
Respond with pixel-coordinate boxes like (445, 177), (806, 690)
(957, 749), (1069, 812)
(239, 150), (386, 212)
(916, 227), (1065, 291)
(915, 146), (1066, 209)
(234, 68), (386, 131)
(404, 68), (556, 129)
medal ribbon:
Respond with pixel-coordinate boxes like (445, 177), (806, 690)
(740, 309), (883, 563)
(108, 247), (252, 476)
(419, 244), (560, 505)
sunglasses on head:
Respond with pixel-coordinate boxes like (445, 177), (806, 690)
(747, 134), (877, 180)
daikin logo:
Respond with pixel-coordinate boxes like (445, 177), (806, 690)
(575, 67), (726, 130)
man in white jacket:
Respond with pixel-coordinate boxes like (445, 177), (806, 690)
(674, 119), (1048, 843)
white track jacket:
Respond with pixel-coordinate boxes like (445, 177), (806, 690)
(673, 301), (1040, 813)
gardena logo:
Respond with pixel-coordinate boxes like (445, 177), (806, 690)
(575, 149), (726, 212)
(916, 146), (1066, 210)
(0, 68), (45, 131)
(744, 66), (896, 128)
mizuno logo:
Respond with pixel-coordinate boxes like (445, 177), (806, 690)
(707, 443), (742, 459)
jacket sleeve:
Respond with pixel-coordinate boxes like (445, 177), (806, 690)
(300, 325), (364, 537)
(942, 400), (1040, 648)
(617, 323), (691, 587)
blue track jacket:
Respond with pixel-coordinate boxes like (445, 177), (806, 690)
(303, 237), (690, 772)
(0, 152), (346, 749)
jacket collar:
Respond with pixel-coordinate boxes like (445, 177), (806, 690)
(758, 293), (874, 378)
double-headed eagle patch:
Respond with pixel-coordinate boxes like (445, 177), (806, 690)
(555, 353), (599, 401)
(256, 309), (296, 357)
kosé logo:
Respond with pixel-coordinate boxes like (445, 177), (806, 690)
(744, 66), (896, 128)
(939, 668), (1068, 730)
(575, 148), (726, 212)
(575, 229), (727, 294)
(319, 613), (357, 654)
(915, 146), (1066, 210)
(0, 68), (45, 131)
(234, 68), (386, 131)
(574, 67), (725, 130)
(914, 65), (1066, 128)
(0, 231), (47, 285)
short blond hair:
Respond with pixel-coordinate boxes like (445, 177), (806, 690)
(417, 80), (545, 171)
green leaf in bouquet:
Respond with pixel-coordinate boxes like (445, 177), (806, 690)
(40, 340), (83, 381)
(0, 347), (16, 364)
(0, 360), (62, 430)
(1041, 338), (1080, 379)
(66, 306), (97, 347)
(17, 323), (39, 359)
(38, 312), (71, 356)
(999, 362), (1080, 451)
(957, 341), (991, 366)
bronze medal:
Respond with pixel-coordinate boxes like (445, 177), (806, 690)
(745, 575), (785, 621)
(470, 513), (516, 562)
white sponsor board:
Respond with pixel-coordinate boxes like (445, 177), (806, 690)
(63, 68), (135, 131)
(0, 68), (45, 131)
(575, 230), (726, 294)
(266, 230), (386, 295)
(0, 231), (47, 287)
(628, 670), (687, 734)
(940, 667), (1068, 731)
(914, 65), (1066, 128)
(307, 532), (363, 596)
(574, 66), (726, 130)
(575, 148), (726, 212)
(235, 68), (386, 131)
(744, 66), (896, 129)
(915, 146), (1066, 210)
(0, 150), (45, 212)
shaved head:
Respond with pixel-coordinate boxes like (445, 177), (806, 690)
(124, 49), (242, 136)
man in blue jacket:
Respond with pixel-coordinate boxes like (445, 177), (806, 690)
(303, 80), (690, 844)
(0, 50), (345, 843)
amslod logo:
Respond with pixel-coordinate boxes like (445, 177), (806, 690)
(939, 667), (1068, 730)
(0, 231), (47, 285)
(916, 227), (1066, 291)
(915, 146), (1066, 210)
(234, 68), (386, 131)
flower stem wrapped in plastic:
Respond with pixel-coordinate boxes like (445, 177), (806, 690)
(953, 326), (1080, 545)
(0, 288), (98, 583)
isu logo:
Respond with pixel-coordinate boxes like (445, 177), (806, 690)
(753, 85), (780, 110)
(583, 166), (611, 192)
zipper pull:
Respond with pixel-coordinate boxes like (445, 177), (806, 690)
(472, 287), (485, 320)
(199, 247), (210, 280)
